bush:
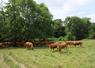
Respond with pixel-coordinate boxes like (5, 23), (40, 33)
(64, 34), (76, 41)
(58, 36), (64, 41)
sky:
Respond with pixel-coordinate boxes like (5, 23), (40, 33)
(35, 0), (95, 22)
(0, 0), (95, 22)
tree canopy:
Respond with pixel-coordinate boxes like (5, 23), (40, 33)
(64, 16), (91, 40)
(0, 0), (95, 41)
(0, 0), (53, 41)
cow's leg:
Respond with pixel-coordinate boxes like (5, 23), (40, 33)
(49, 46), (52, 51)
(74, 44), (77, 47)
(58, 47), (61, 52)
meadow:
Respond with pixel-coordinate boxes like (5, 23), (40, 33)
(0, 40), (95, 68)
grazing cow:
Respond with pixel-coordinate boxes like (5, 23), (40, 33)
(24, 42), (34, 49)
(57, 42), (68, 51)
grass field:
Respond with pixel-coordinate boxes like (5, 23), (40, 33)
(0, 40), (95, 68)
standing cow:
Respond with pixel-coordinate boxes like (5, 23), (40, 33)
(47, 41), (68, 52)
(57, 42), (68, 52)
(46, 41), (59, 51)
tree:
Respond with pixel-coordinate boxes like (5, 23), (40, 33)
(53, 19), (65, 38)
(4, 0), (53, 41)
(4, 0), (24, 41)
(64, 16), (91, 40)
(88, 23), (95, 39)
(53, 19), (63, 29)
(0, 0), (8, 41)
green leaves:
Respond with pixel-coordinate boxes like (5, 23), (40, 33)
(0, 0), (53, 41)
(64, 16), (91, 40)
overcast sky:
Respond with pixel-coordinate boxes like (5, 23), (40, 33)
(35, 0), (95, 22)
(0, 0), (95, 22)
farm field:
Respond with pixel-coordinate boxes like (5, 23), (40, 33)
(0, 40), (95, 68)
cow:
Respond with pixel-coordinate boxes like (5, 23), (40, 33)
(47, 41), (68, 52)
(46, 41), (59, 51)
(24, 42), (34, 49)
(57, 42), (68, 52)
(71, 41), (82, 47)
(65, 41), (73, 47)
(66, 40), (82, 47)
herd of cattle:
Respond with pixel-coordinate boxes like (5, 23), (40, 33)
(46, 41), (82, 51)
(0, 40), (82, 52)
(0, 41), (34, 49)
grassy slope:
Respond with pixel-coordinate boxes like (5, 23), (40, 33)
(0, 40), (95, 68)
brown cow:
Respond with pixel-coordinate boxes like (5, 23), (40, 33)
(47, 41), (59, 51)
(72, 41), (82, 47)
(24, 42), (34, 49)
(47, 41), (68, 52)
(57, 42), (68, 51)
(65, 41), (73, 47)
(65, 40), (82, 47)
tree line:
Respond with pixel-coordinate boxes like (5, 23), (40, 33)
(54, 17), (95, 40)
(0, 0), (95, 42)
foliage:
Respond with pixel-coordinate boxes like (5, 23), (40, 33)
(53, 19), (66, 38)
(88, 23), (95, 39)
(0, 0), (53, 41)
(64, 16), (91, 40)
(0, 0), (95, 41)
